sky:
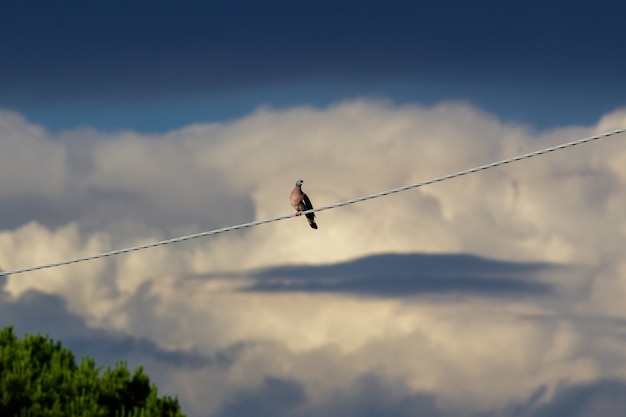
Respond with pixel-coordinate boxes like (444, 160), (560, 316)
(2, 0), (626, 131)
(2, 1), (626, 416)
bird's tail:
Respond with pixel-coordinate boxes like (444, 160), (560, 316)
(306, 213), (318, 229)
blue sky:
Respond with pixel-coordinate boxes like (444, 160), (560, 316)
(2, 2), (626, 417)
(2, 0), (625, 131)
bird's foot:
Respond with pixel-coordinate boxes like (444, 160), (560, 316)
(295, 211), (302, 216)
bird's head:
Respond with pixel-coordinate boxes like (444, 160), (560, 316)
(296, 179), (304, 187)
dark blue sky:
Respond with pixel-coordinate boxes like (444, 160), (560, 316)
(2, 0), (625, 131)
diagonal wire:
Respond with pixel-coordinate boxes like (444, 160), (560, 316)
(1, 127), (625, 277)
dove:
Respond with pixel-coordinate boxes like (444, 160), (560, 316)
(290, 179), (318, 229)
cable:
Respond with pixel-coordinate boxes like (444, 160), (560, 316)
(1, 127), (625, 277)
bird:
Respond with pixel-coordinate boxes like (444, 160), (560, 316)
(290, 179), (318, 229)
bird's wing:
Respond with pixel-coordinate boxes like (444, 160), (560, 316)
(302, 192), (314, 211)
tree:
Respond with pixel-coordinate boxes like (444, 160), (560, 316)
(0, 326), (185, 417)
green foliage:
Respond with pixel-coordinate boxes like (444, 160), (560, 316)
(0, 326), (185, 417)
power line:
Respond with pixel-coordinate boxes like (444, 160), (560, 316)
(1, 127), (625, 277)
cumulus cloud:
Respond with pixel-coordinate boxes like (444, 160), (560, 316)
(1, 102), (626, 416)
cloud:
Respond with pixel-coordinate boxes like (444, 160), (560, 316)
(0, 112), (66, 205)
(1, 102), (626, 416)
(0, 284), (236, 371)
(3, 101), (625, 275)
(246, 253), (553, 298)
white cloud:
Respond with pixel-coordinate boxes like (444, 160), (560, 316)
(1, 102), (626, 416)
(0, 111), (66, 200)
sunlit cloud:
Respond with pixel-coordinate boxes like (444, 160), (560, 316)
(1, 102), (626, 416)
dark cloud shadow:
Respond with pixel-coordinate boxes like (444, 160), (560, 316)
(501, 379), (626, 417)
(214, 377), (307, 417)
(210, 374), (626, 417)
(245, 253), (554, 299)
(210, 372), (448, 417)
(313, 374), (444, 417)
(213, 373), (444, 417)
